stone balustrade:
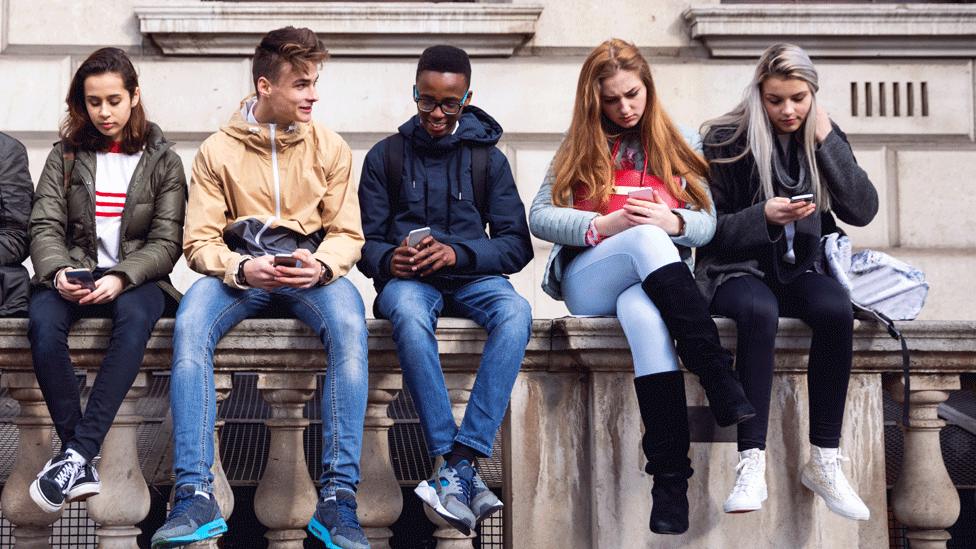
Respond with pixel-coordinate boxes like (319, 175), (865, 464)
(0, 317), (972, 548)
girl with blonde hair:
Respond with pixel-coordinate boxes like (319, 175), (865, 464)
(530, 38), (754, 534)
(698, 43), (877, 520)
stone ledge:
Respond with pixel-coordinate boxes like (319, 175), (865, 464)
(1, 317), (971, 375)
(134, 2), (544, 57)
(682, 4), (976, 58)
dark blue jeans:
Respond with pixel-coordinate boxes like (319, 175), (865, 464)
(376, 276), (531, 458)
(28, 282), (165, 461)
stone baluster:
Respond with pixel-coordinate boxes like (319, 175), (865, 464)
(254, 372), (317, 549)
(887, 374), (961, 549)
(358, 373), (404, 549)
(1, 372), (63, 548)
(424, 372), (477, 549)
(86, 371), (151, 549)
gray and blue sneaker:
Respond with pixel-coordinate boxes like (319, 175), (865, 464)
(308, 489), (370, 549)
(414, 460), (477, 535)
(151, 485), (227, 548)
(470, 467), (503, 523)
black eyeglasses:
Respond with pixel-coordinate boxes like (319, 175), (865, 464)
(413, 85), (470, 116)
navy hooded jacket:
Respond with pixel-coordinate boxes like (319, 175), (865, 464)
(357, 106), (533, 292)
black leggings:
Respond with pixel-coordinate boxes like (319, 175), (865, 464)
(710, 272), (853, 451)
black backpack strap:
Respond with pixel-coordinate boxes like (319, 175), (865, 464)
(857, 304), (912, 427)
(383, 133), (404, 227)
(470, 144), (490, 226)
(62, 145), (76, 191)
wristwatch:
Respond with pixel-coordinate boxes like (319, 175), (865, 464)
(236, 258), (251, 286)
(316, 260), (333, 285)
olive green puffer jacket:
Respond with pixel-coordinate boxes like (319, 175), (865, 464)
(29, 123), (187, 294)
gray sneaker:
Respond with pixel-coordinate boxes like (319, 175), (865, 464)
(469, 466), (503, 523)
(414, 460), (477, 535)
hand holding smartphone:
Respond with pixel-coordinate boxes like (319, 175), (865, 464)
(407, 226), (432, 248)
(273, 253), (302, 268)
(65, 269), (96, 291)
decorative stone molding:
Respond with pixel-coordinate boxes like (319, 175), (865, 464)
(134, 2), (544, 57)
(683, 5), (976, 58)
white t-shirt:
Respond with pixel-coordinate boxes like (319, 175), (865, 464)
(94, 149), (142, 268)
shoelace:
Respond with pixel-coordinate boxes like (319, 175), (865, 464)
(731, 455), (762, 493)
(168, 493), (197, 522)
(336, 499), (361, 528)
(48, 459), (80, 491)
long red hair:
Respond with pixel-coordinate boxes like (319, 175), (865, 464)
(551, 39), (711, 211)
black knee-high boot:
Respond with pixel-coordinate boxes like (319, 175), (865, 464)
(641, 262), (756, 427)
(634, 371), (692, 535)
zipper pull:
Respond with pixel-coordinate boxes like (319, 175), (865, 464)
(412, 180), (416, 189)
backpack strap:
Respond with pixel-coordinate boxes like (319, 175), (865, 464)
(62, 145), (76, 191)
(856, 304), (912, 427)
(470, 144), (490, 226)
(382, 133), (404, 228)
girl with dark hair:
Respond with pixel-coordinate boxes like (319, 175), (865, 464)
(28, 47), (186, 513)
(698, 43), (877, 520)
(529, 38), (754, 535)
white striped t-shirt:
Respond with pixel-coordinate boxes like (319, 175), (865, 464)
(95, 145), (142, 268)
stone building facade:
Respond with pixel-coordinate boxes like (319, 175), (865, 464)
(1, 0), (974, 321)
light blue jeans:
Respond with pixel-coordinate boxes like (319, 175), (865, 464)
(170, 276), (368, 497)
(562, 225), (680, 377)
(376, 276), (531, 458)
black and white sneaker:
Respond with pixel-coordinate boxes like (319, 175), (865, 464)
(29, 452), (83, 513)
(66, 463), (101, 503)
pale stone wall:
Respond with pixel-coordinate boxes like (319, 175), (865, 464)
(1, 0), (973, 321)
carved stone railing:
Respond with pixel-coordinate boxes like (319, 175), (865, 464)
(0, 318), (972, 548)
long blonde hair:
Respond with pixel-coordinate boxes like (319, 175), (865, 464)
(702, 43), (829, 210)
(551, 39), (711, 211)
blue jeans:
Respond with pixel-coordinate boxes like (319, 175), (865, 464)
(562, 225), (680, 377)
(170, 276), (368, 497)
(376, 276), (530, 458)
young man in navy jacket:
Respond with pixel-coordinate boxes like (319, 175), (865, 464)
(358, 45), (533, 534)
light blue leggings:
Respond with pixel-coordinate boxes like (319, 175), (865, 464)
(562, 225), (681, 377)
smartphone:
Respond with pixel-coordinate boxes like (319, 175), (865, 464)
(789, 193), (814, 204)
(407, 226), (432, 248)
(628, 188), (655, 201)
(65, 269), (96, 291)
(273, 253), (302, 268)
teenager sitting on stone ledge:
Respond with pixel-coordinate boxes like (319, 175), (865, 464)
(27, 47), (187, 516)
(0, 131), (32, 317)
(152, 27), (370, 549)
(529, 38), (754, 536)
(698, 43), (878, 520)
(357, 44), (533, 537)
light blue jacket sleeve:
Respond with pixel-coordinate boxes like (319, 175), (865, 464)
(669, 126), (716, 248)
(528, 160), (597, 247)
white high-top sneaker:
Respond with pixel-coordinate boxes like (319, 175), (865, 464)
(723, 448), (767, 513)
(800, 446), (870, 521)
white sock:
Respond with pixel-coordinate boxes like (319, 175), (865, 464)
(65, 448), (87, 465)
(194, 490), (210, 500)
(814, 445), (838, 460)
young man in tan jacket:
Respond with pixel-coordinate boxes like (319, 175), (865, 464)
(152, 27), (370, 549)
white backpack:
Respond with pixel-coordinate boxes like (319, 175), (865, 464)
(816, 232), (929, 321)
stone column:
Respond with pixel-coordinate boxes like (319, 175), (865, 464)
(254, 372), (317, 549)
(424, 372), (476, 549)
(0, 372), (63, 548)
(887, 374), (961, 549)
(86, 372), (151, 549)
(357, 373), (403, 549)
